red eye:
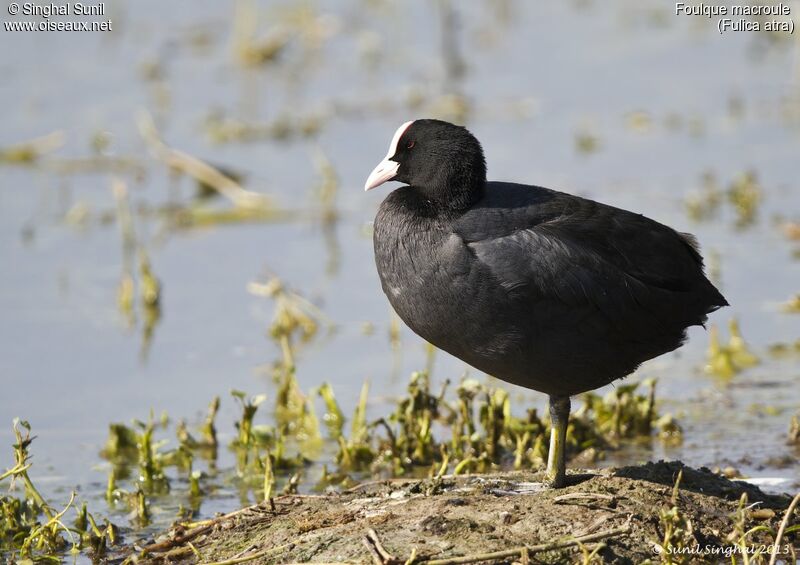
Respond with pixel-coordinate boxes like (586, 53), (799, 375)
(406, 140), (415, 149)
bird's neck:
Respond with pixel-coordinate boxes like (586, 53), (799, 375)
(420, 172), (486, 212)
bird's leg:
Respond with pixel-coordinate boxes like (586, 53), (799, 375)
(546, 395), (571, 488)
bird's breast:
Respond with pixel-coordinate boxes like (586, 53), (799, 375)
(374, 215), (514, 361)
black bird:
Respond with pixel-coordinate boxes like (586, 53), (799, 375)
(365, 119), (728, 487)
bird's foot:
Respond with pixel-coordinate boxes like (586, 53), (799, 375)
(545, 472), (567, 489)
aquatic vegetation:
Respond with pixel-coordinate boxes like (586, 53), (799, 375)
(335, 381), (376, 473)
(11, 368), (792, 563)
(138, 250), (161, 308)
(781, 293), (800, 313)
(230, 390), (271, 449)
(790, 414), (800, 446)
(728, 171), (762, 228)
(112, 179), (163, 358)
(232, 0), (289, 67)
(625, 110), (653, 133)
(231, 0), (334, 69)
(312, 148), (338, 221)
(247, 274), (331, 368)
(389, 308), (403, 350)
(201, 396), (221, 449)
(767, 339), (800, 359)
(229, 279), (331, 493)
(317, 382), (345, 438)
(312, 147), (342, 275)
(0, 131), (143, 177)
(1, 420), (118, 561)
(262, 453), (275, 501)
(102, 416), (171, 495)
(578, 380), (656, 439)
(575, 129), (601, 154)
(87, 366), (674, 507)
(685, 171), (723, 221)
(228, 382), (318, 500)
(427, 93), (471, 124)
(204, 109), (326, 144)
(320, 372), (677, 482)
(275, 370), (322, 447)
(727, 319), (760, 368)
(781, 221), (800, 241)
(96, 367), (683, 546)
(139, 114), (266, 208)
(171, 205), (292, 228)
(706, 318), (760, 378)
(100, 406), (221, 530)
(685, 170), (763, 228)
(0, 131), (64, 164)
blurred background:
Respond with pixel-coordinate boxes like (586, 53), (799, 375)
(1, 0), (799, 540)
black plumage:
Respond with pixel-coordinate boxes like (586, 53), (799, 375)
(365, 119), (727, 485)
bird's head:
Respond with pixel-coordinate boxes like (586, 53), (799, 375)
(364, 119), (486, 210)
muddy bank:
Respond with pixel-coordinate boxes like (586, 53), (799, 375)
(131, 461), (799, 564)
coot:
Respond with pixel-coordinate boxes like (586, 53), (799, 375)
(365, 119), (727, 487)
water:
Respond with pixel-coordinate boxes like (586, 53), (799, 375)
(1, 0), (799, 550)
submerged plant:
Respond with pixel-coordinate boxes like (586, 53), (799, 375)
(247, 275), (330, 370)
(685, 171), (723, 222)
(685, 170), (762, 228)
(204, 110), (324, 144)
(781, 293), (800, 314)
(112, 179), (163, 359)
(0, 131), (64, 164)
(231, 390), (270, 449)
(768, 339), (800, 359)
(317, 382), (345, 439)
(1, 420), (117, 561)
(232, 0), (289, 67)
(576, 380), (657, 439)
(728, 171), (762, 228)
(135, 417), (169, 493)
(727, 319), (760, 368)
(575, 130), (601, 154)
(99, 403), (231, 533)
(706, 318), (759, 378)
(790, 414), (800, 446)
(275, 370), (322, 448)
(3, 370), (697, 561)
(262, 454), (275, 501)
(199, 396), (221, 451)
(336, 382), (376, 472)
(139, 250), (161, 308)
(319, 371), (674, 484)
